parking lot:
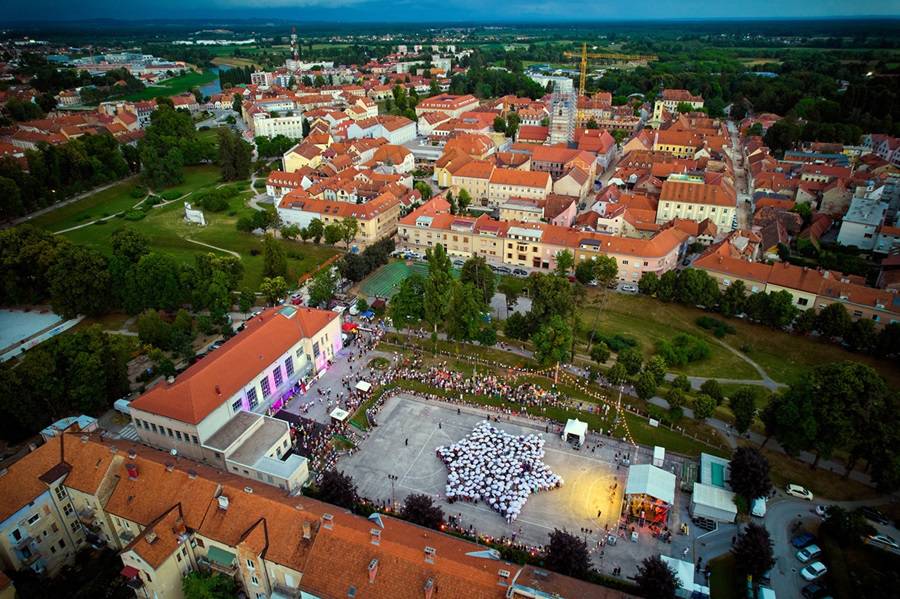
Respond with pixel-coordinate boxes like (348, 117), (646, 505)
(338, 394), (694, 574)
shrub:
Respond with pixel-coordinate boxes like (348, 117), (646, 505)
(122, 210), (146, 221)
(161, 190), (182, 201)
(594, 331), (639, 353)
(129, 186), (146, 198)
(143, 195), (161, 207)
(696, 315), (736, 338)
(656, 334), (711, 367)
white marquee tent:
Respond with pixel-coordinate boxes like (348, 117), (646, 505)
(562, 419), (588, 446)
(355, 380), (372, 392)
(624, 464), (676, 505)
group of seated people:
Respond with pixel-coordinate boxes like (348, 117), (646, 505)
(437, 421), (563, 522)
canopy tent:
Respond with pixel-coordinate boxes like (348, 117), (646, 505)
(360, 310), (376, 320)
(329, 407), (350, 423)
(624, 463), (676, 525)
(660, 555), (710, 598)
(355, 380), (372, 392)
(653, 446), (666, 467)
(625, 464), (676, 505)
(342, 322), (359, 333)
(691, 482), (737, 523)
(562, 419), (588, 447)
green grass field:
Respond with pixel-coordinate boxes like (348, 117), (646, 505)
(124, 70), (217, 101)
(360, 260), (460, 298)
(35, 166), (338, 289)
(582, 292), (900, 387)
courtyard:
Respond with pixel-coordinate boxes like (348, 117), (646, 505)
(338, 393), (696, 574)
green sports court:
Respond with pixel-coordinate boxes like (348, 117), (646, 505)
(360, 260), (459, 298)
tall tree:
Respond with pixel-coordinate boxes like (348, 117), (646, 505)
(423, 244), (453, 333)
(316, 470), (358, 510)
(389, 274), (426, 329)
(554, 250), (575, 276)
(48, 245), (111, 318)
(729, 446), (772, 501)
(259, 276), (289, 305)
(400, 494), (445, 530)
(543, 529), (590, 578)
(732, 523), (775, 585)
(262, 234), (288, 278)
(635, 555), (678, 599)
(532, 315), (572, 365)
(460, 256), (495, 305)
(446, 282), (484, 342)
(730, 387), (758, 434)
(308, 269), (336, 308)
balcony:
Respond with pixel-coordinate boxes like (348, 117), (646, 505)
(13, 535), (35, 550)
(19, 549), (42, 567)
(202, 546), (238, 576)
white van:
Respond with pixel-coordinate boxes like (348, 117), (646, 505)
(751, 497), (767, 518)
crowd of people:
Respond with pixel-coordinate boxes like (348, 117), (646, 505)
(437, 421), (563, 523)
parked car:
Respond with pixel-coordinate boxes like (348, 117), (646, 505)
(512, 268), (529, 277)
(800, 561), (828, 581)
(796, 544), (822, 563)
(866, 534), (899, 550)
(786, 484), (814, 501)
(859, 506), (890, 526)
(801, 582), (829, 599)
(791, 532), (817, 548)
(496, 266), (512, 275)
(451, 259), (465, 267)
(621, 284), (638, 293)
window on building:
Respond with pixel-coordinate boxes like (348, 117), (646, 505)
(273, 367), (283, 387)
(312, 342), (320, 357)
(27, 514), (40, 525)
(151, 423), (158, 434)
(58, 539), (65, 548)
(63, 504), (74, 517)
(232, 398), (243, 413)
(175, 431), (183, 441)
(247, 559), (255, 570)
(70, 520), (80, 534)
(284, 356), (294, 377)
(247, 386), (259, 409)
(797, 298), (808, 306)
(51, 522), (59, 533)
(167, 428), (174, 438)
(192, 436), (199, 445)
(260, 378), (271, 399)
(55, 486), (68, 501)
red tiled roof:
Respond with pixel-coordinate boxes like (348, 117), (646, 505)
(130, 307), (338, 424)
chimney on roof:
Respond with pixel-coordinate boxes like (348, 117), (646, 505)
(173, 517), (186, 536)
(424, 546), (436, 564)
(166, 462), (175, 473)
(322, 513), (334, 530)
(167, 376), (175, 384)
(215, 385), (222, 396)
(128, 449), (137, 459)
(243, 486), (253, 494)
(217, 495), (229, 510)
(302, 520), (311, 540)
(423, 577), (435, 599)
(80, 434), (88, 444)
(126, 463), (139, 480)
(145, 531), (158, 544)
(188, 469), (197, 479)
(498, 569), (511, 586)
(368, 558), (378, 583)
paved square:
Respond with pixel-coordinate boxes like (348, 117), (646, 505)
(338, 394), (628, 551)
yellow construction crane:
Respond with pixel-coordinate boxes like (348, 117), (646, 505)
(562, 43), (658, 96)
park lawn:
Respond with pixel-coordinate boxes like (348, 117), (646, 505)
(588, 292), (900, 388)
(708, 554), (739, 599)
(581, 293), (760, 380)
(197, 126), (230, 148)
(30, 177), (142, 231)
(57, 167), (337, 289)
(124, 70), (217, 101)
(755, 444), (880, 502)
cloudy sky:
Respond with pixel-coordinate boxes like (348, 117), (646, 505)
(2, 0), (897, 21)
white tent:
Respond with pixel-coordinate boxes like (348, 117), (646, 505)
(661, 555), (710, 598)
(691, 482), (737, 523)
(355, 380), (372, 392)
(562, 419), (588, 446)
(329, 407), (350, 423)
(624, 464), (676, 505)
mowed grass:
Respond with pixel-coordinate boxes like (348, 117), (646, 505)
(45, 166), (337, 289)
(124, 70), (218, 101)
(580, 293), (760, 380)
(29, 176), (142, 231)
(756, 445), (880, 501)
(584, 292), (900, 388)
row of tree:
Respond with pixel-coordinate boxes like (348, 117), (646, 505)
(638, 269), (900, 358)
(0, 132), (139, 220)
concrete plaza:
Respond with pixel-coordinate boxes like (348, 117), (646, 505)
(338, 394), (695, 574)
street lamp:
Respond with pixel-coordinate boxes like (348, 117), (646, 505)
(387, 474), (398, 511)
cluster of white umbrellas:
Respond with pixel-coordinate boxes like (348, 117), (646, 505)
(436, 421), (563, 522)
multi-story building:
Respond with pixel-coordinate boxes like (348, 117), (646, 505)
(549, 90), (576, 145)
(656, 175), (737, 232)
(652, 89), (704, 127)
(488, 168), (552, 207)
(397, 197), (687, 280)
(0, 432), (626, 599)
(414, 93), (479, 118)
(128, 306), (342, 493)
(250, 71), (274, 89)
(836, 196), (888, 251)
(694, 241), (900, 325)
(252, 112), (306, 140)
(278, 189), (402, 248)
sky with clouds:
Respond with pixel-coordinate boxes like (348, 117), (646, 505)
(2, 0), (897, 21)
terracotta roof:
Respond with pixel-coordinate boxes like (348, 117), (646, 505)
(0, 437), (62, 522)
(660, 179), (736, 207)
(127, 505), (187, 569)
(489, 168), (550, 189)
(129, 308), (338, 424)
(454, 160), (495, 180)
